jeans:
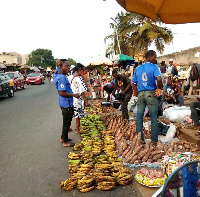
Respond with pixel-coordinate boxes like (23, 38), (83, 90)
(159, 94), (184, 107)
(190, 101), (200, 125)
(136, 91), (158, 142)
(120, 94), (132, 119)
(61, 107), (74, 142)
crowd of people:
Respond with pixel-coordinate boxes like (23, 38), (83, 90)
(53, 51), (200, 147)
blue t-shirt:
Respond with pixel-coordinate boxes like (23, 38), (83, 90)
(132, 62), (161, 92)
(54, 72), (73, 108)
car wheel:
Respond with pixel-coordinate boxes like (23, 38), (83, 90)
(8, 88), (14, 97)
(27, 83), (29, 85)
(14, 84), (17, 92)
(40, 79), (42, 85)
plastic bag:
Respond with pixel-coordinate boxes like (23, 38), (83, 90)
(128, 96), (138, 112)
(158, 123), (177, 142)
(163, 106), (191, 122)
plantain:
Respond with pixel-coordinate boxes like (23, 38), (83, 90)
(118, 179), (132, 186)
(79, 185), (95, 192)
(97, 181), (116, 186)
(96, 176), (115, 182)
(96, 185), (116, 191)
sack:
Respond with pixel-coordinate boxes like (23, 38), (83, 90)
(190, 64), (199, 81)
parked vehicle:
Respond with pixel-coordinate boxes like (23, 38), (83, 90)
(0, 74), (14, 97)
(26, 73), (45, 85)
(6, 71), (25, 91)
(0, 73), (15, 90)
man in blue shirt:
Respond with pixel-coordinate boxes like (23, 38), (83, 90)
(54, 59), (79, 147)
(132, 50), (162, 143)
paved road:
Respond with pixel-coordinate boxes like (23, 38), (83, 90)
(0, 81), (141, 197)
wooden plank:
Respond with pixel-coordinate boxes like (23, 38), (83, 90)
(179, 128), (200, 142)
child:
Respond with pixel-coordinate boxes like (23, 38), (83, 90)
(54, 59), (79, 147)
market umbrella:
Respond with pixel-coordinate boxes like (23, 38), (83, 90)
(30, 66), (40, 72)
(83, 56), (113, 67)
(19, 65), (31, 71)
(0, 64), (7, 68)
(116, 0), (200, 24)
(113, 54), (134, 61)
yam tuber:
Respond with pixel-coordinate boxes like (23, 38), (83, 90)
(142, 151), (150, 162)
(129, 155), (138, 164)
(138, 148), (149, 159)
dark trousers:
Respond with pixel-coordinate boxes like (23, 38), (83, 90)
(190, 101), (200, 125)
(120, 94), (132, 119)
(61, 107), (74, 143)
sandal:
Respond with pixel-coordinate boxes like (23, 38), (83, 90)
(63, 142), (75, 147)
(60, 138), (72, 143)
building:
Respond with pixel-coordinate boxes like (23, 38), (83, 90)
(157, 46), (200, 66)
(0, 52), (29, 71)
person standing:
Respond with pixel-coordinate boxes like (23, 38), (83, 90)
(70, 63), (89, 134)
(190, 98), (200, 129)
(112, 69), (133, 120)
(132, 50), (162, 143)
(167, 58), (174, 74)
(54, 59), (79, 147)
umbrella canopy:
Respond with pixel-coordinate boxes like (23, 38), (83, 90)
(116, 0), (200, 24)
(0, 64), (7, 69)
(20, 65), (31, 70)
(113, 54), (134, 61)
(83, 56), (113, 67)
(30, 66), (40, 72)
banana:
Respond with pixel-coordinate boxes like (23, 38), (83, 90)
(118, 179), (132, 186)
(80, 186), (95, 192)
(118, 173), (129, 178)
(97, 181), (116, 186)
(96, 185), (116, 191)
(96, 176), (115, 182)
(118, 174), (133, 181)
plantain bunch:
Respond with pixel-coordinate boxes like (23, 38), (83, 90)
(77, 175), (95, 192)
(73, 141), (84, 151)
(111, 166), (133, 186)
(68, 163), (79, 173)
(60, 178), (77, 191)
(96, 176), (116, 191)
(68, 152), (79, 160)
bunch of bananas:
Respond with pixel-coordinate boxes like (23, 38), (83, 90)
(89, 168), (110, 177)
(95, 163), (112, 170)
(73, 141), (84, 151)
(116, 173), (133, 186)
(77, 175), (95, 192)
(95, 155), (109, 164)
(68, 152), (79, 160)
(68, 160), (81, 165)
(96, 176), (116, 191)
(111, 166), (133, 186)
(77, 163), (94, 174)
(60, 178), (77, 191)
(68, 163), (79, 173)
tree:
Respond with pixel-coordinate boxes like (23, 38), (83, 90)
(107, 12), (173, 58)
(27, 48), (55, 69)
(68, 58), (76, 66)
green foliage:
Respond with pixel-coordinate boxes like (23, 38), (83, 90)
(107, 12), (173, 57)
(68, 58), (76, 66)
(27, 48), (55, 69)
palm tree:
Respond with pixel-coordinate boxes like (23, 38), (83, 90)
(106, 12), (173, 58)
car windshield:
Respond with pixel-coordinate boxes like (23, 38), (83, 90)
(7, 73), (14, 79)
(28, 73), (40, 77)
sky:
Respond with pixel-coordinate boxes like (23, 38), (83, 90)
(1, 0), (200, 62)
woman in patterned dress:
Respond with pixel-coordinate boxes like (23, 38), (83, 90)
(70, 63), (89, 134)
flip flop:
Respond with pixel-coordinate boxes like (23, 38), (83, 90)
(60, 138), (72, 143)
(63, 142), (75, 147)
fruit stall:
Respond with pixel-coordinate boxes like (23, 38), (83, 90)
(60, 103), (200, 195)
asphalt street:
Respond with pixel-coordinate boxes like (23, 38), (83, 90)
(0, 81), (141, 197)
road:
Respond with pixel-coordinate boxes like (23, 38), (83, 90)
(0, 81), (142, 197)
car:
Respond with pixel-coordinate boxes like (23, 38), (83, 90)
(0, 73), (15, 90)
(6, 71), (25, 91)
(0, 74), (14, 98)
(26, 73), (45, 85)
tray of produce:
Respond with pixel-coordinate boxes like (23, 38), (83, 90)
(135, 168), (167, 188)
